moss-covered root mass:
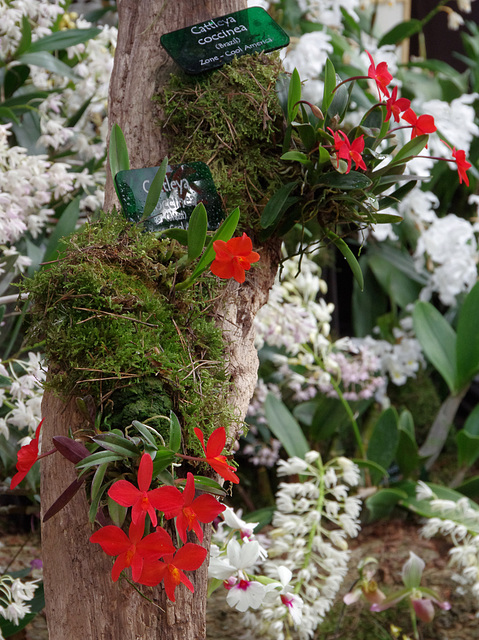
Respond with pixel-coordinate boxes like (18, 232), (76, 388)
(23, 213), (231, 446)
(156, 52), (288, 231)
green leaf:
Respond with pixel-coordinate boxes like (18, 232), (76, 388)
(281, 150), (310, 164)
(141, 156), (168, 222)
(396, 428), (419, 479)
(178, 207), (240, 287)
(456, 281), (479, 389)
(108, 496), (127, 528)
(4, 64), (30, 99)
(18, 52), (79, 81)
(76, 451), (124, 471)
(187, 202), (208, 261)
(368, 254), (422, 308)
(131, 420), (159, 448)
(109, 123), (130, 183)
(295, 123), (316, 150)
(352, 458), (389, 478)
(457, 475), (479, 499)
(0, 374), (11, 386)
(169, 410), (182, 453)
(65, 95), (93, 128)
(367, 407), (399, 484)
(413, 302), (458, 393)
(185, 475), (226, 497)
(322, 58), (336, 115)
(366, 488), (408, 521)
(323, 228), (364, 291)
(13, 16), (32, 57)
(0, 107), (19, 124)
(89, 469), (109, 524)
(287, 68), (301, 122)
(371, 213), (403, 224)
(264, 394), (309, 459)
(388, 135), (428, 166)
(42, 196), (80, 264)
(152, 449), (177, 476)
(456, 403), (479, 468)
(27, 28), (101, 53)
(318, 171), (373, 190)
(260, 181), (297, 229)
(378, 19), (422, 48)
(92, 433), (141, 457)
(162, 228), (188, 245)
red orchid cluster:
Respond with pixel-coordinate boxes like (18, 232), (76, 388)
(210, 232), (260, 284)
(328, 51), (472, 186)
(90, 426), (237, 601)
(10, 419), (44, 489)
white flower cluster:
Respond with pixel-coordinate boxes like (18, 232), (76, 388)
(241, 453), (361, 639)
(0, 572), (40, 629)
(0, 353), (45, 441)
(0, 0), (64, 57)
(399, 187), (479, 307)
(417, 482), (479, 604)
(0, 124), (74, 247)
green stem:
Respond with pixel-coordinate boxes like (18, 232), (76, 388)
(328, 377), (366, 459)
(409, 599), (419, 640)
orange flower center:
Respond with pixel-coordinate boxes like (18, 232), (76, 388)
(169, 565), (181, 586)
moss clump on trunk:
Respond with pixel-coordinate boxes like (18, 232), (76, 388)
(23, 212), (231, 447)
(156, 52), (289, 231)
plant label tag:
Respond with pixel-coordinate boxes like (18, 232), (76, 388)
(115, 162), (224, 231)
(160, 7), (289, 74)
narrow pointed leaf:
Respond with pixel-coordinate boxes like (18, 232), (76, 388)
(42, 196), (81, 264)
(389, 135), (428, 166)
(109, 123), (129, 183)
(53, 436), (90, 463)
(76, 451), (124, 471)
(18, 52), (79, 81)
(43, 478), (85, 522)
(264, 394), (309, 459)
(92, 433), (141, 457)
(151, 449), (177, 476)
(324, 228), (364, 291)
(260, 181), (297, 229)
(322, 58), (336, 115)
(187, 202), (208, 261)
(141, 156), (168, 222)
(28, 28), (101, 53)
(287, 68), (301, 123)
(169, 410), (182, 453)
(456, 281), (479, 389)
(108, 496), (128, 528)
(131, 420), (159, 448)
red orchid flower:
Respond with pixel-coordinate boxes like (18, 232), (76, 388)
(108, 452), (167, 527)
(366, 51), (392, 99)
(328, 128), (367, 174)
(194, 427), (239, 484)
(10, 419), (44, 489)
(153, 472), (225, 543)
(452, 148), (472, 186)
(89, 520), (175, 582)
(210, 233), (260, 284)
(402, 108), (436, 141)
(384, 86), (410, 123)
(138, 542), (208, 601)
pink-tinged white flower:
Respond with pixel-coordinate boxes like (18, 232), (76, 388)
(225, 578), (267, 612)
(222, 507), (258, 540)
(276, 566), (304, 625)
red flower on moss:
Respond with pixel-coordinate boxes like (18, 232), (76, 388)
(210, 233), (260, 284)
(138, 542), (208, 602)
(108, 452), (166, 527)
(90, 520), (175, 582)
(194, 427), (239, 484)
(384, 86), (410, 123)
(452, 148), (472, 186)
(10, 419), (44, 489)
(366, 51), (392, 99)
(402, 108), (436, 141)
(153, 472), (225, 543)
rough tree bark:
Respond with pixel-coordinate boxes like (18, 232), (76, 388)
(41, 1), (281, 638)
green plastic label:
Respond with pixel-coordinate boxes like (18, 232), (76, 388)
(160, 7), (289, 74)
(115, 162), (224, 231)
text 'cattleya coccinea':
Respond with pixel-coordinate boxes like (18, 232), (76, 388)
(210, 233), (260, 284)
(194, 426), (240, 484)
(108, 452), (167, 526)
(10, 419), (43, 489)
(152, 472), (226, 543)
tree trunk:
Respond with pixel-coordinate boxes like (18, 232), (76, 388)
(40, 1), (283, 639)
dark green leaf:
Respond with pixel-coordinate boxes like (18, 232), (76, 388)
(366, 488), (408, 521)
(42, 196), (80, 264)
(108, 496), (128, 528)
(4, 65), (30, 99)
(141, 156), (168, 222)
(295, 123), (316, 150)
(187, 202), (208, 261)
(322, 58), (336, 115)
(89, 464), (109, 523)
(456, 281), (479, 389)
(352, 458), (389, 478)
(13, 16), (32, 57)
(456, 404), (479, 467)
(187, 476), (225, 497)
(318, 171), (373, 190)
(264, 394), (309, 459)
(457, 476), (479, 498)
(413, 302), (458, 393)
(18, 52), (79, 81)
(281, 150), (310, 164)
(28, 28), (101, 53)
(0, 374), (10, 386)
(260, 182), (297, 229)
(65, 95), (93, 128)
(396, 429), (419, 478)
(388, 135), (428, 166)
(169, 410), (182, 453)
(76, 451), (124, 471)
(162, 228), (188, 245)
(152, 449), (176, 476)
(378, 19), (422, 48)
(131, 420), (159, 448)
(367, 407), (399, 483)
(0, 107), (19, 124)
(368, 254), (422, 308)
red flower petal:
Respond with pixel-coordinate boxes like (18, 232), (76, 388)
(108, 480), (141, 507)
(191, 494), (226, 523)
(205, 428), (226, 458)
(138, 560), (168, 587)
(137, 452), (153, 492)
(173, 543), (208, 571)
(90, 525), (130, 556)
